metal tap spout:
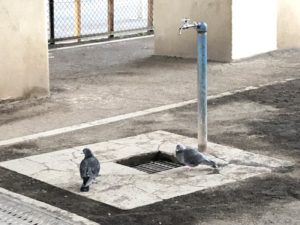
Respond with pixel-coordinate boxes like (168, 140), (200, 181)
(178, 18), (197, 34)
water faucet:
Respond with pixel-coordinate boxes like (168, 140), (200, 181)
(179, 18), (197, 34)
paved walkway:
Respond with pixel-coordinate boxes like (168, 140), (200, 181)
(0, 188), (98, 225)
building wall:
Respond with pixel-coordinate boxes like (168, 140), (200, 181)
(0, 0), (49, 101)
(278, 0), (300, 48)
(232, 0), (277, 59)
(154, 0), (283, 62)
(154, 0), (232, 62)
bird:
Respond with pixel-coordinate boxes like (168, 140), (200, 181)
(175, 144), (217, 168)
(79, 148), (100, 192)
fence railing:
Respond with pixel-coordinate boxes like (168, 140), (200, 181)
(47, 0), (153, 44)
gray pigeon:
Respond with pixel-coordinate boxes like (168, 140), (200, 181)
(80, 148), (100, 192)
(175, 144), (217, 168)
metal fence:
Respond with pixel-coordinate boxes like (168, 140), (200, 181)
(47, 0), (153, 44)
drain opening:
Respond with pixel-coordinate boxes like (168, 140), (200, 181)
(116, 151), (183, 174)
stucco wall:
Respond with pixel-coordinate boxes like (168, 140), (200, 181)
(278, 0), (300, 48)
(154, 0), (232, 62)
(232, 0), (277, 59)
(0, 0), (49, 101)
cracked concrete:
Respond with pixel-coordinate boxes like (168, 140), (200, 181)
(0, 131), (293, 210)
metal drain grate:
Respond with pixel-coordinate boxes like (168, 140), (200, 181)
(133, 160), (182, 174)
(117, 151), (183, 174)
(0, 193), (73, 225)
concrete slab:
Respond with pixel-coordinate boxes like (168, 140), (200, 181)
(0, 187), (99, 225)
(0, 131), (293, 210)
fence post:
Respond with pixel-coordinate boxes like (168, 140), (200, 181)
(108, 0), (114, 38)
(74, 0), (81, 41)
(148, 0), (153, 31)
(49, 0), (55, 44)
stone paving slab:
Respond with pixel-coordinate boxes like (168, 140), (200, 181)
(0, 131), (293, 210)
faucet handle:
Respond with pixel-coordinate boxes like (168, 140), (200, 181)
(181, 18), (191, 24)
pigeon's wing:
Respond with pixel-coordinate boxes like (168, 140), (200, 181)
(84, 167), (94, 187)
(184, 148), (203, 166)
(199, 153), (217, 167)
(80, 159), (89, 178)
(80, 160), (96, 187)
(197, 151), (211, 162)
(89, 157), (100, 178)
(191, 151), (217, 168)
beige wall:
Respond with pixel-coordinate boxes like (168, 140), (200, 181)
(0, 0), (49, 101)
(154, 0), (232, 62)
(154, 0), (280, 62)
(232, 0), (277, 59)
(278, 0), (300, 48)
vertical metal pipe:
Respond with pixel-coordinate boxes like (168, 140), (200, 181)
(49, 0), (55, 45)
(196, 22), (208, 152)
(108, 0), (114, 38)
(74, 0), (81, 40)
(148, 0), (153, 31)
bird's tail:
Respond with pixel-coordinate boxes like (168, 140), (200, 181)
(204, 159), (217, 168)
(80, 185), (89, 192)
(80, 177), (93, 192)
(211, 161), (217, 168)
(84, 177), (94, 187)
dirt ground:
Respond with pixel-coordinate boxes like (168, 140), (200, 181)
(1, 37), (300, 140)
(0, 37), (299, 225)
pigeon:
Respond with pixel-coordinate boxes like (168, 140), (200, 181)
(80, 148), (100, 192)
(175, 144), (217, 168)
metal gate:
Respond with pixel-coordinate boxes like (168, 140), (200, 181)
(47, 0), (153, 44)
